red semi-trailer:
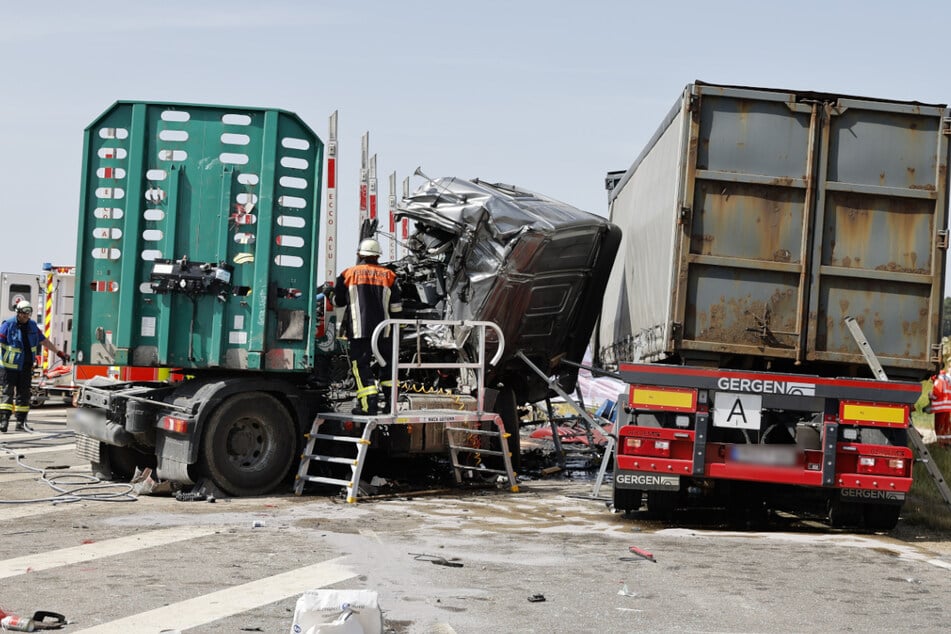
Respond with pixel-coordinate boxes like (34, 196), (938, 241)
(613, 363), (920, 529)
(600, 82), (950, 530)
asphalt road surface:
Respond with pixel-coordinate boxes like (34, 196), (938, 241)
(1, 407), (950, 633)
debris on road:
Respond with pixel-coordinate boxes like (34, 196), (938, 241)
(617, 584), (637, 597)
(410, 553), (463, 568)
(291, 589), (383, 634)
(626, 546), (657, 563)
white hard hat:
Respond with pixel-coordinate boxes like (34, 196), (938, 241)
(15, 300), (32, 313)
(357, 238), (382, 257)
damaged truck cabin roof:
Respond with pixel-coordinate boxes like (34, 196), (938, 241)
(395, 177), (621, 405)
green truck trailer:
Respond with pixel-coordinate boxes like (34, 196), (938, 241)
(67, 101), (620, 496)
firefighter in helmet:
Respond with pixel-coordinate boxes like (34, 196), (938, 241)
(0, 300), (69, 432)
(334, 238), (402, 415)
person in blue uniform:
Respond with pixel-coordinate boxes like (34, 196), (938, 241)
(0, 300), (68, 432)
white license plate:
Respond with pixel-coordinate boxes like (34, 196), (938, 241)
(713, 392), (762, 430)
(729, 444), (801, 466)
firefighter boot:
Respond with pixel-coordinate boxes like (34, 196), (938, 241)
(14, 414), (26, 432)
(0, 413), (7, 433)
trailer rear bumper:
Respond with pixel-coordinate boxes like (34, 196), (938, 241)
(616, 455), (912, 494)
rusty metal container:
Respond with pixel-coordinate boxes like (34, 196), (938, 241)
(599, 82), (950, 380)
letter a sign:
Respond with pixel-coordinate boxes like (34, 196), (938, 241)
(713, 392), (762, 430)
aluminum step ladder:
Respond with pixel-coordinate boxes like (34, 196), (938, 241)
(844, 316), (951, 512)
(294, 319), (519, 501)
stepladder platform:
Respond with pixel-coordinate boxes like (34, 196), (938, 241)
(294, 409), (520, 502)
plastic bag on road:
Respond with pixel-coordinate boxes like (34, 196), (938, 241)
(290, 589), (382, 634)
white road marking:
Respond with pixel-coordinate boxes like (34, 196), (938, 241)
(0, 526), (218, 579)
(0, 503), (65, 523)
(0, 430), (71, 442)
(0, 443), (76, 457)
(658, 528), (951, 571)
(0, 432), (36, 442)
(360, 528), (384, 543)
(72, 557), (356, 634)
(0, 464), (90, 484)
(925, 558), (951, 570)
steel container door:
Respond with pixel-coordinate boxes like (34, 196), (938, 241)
(675, 85), (819, 362)
(806, 98), (949, 377)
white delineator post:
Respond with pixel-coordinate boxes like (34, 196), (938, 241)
(324, 111), (338, 284)
(401, 176), (410, 245)
(369, 154), (378, 221)
(388, 171), (397, 260)
(359, 132), (369, 225)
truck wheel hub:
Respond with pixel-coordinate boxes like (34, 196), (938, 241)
(227, 420), (263, 464)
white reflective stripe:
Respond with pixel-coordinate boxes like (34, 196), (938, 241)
(0, 526), (218, 580)
(72, 557), (355, 634)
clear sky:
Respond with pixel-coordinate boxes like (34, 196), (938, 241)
(4, 1), (951, 292)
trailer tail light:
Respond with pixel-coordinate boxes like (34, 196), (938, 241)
(629, 385), (697, 413)
(160, 415), (190, 434)
(624, 437), (671, 458)
(839, 401), (908, 428)
(857, 456), (906, 476)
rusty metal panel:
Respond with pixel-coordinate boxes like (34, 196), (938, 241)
(603, 82), (949, 380)
(806, 98), (949, 377)
(676, 86), (817, 362)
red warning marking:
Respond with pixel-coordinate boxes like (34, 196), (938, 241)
(90, 280), (119, 292)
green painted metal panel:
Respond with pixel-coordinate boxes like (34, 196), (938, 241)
(74, 101), (324, 372)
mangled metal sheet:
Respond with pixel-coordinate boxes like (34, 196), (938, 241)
(395, 177), (620, 403)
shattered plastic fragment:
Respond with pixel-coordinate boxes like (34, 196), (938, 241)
(617, 584), (637, 597)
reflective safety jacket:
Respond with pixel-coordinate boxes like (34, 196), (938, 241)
(335, 261), (402, 339)
(931, 370), (951, 413)
(0, 316), (45, 370)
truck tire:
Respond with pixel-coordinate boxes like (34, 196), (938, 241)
(106, 445), (157, 481)
(863, 504), (901, 531)
(200, 392), (296, 497)
(613, 487), (642, 513)
(828, 499), (862, 528)
(646, 490), (678, 520)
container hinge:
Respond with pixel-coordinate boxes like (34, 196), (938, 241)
(687, 94), (700, 113)
(937, 229), (949, 250)
(931, 343), (943, 364)
(679, 206), (692, 224)
(942, 118), (951, 135)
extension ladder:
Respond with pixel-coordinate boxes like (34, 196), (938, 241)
(844, 316), (951, 512)
(294, 319), (520, 501)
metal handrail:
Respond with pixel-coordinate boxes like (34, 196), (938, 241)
(369, 319), (505, 416)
